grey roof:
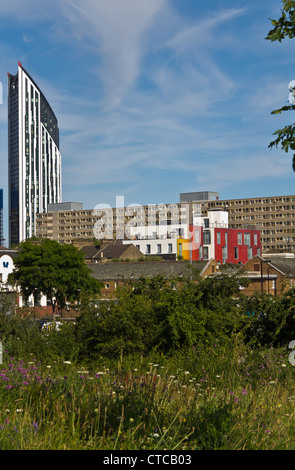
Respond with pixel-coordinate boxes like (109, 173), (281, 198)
(238, 255), (295, 278)
(0, 249), (18, 259)
(79, 245), (101, 259)
(263, 256), (295, 278)
(89, 260), (211, 281)
(98, 244), (142, 259)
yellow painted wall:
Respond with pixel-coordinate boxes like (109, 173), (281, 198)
(177, 238), (190, 260)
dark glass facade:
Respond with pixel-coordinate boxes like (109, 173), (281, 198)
(8, 73), (19, 246)
(0, 189), (3, 246)
(8, 63), (61, 247)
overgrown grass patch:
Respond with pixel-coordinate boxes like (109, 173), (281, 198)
(0, 345), (295, 450)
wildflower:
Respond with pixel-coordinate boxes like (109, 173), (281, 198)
(63, 361), (71, 365)
(32, 421), (39, 432)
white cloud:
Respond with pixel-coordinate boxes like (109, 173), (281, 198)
(165, 7), (247, 55)
(0, 0), (59, 20)
(61, 0), (168, 109)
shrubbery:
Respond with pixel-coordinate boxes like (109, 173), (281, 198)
(1, 274), (295, 362)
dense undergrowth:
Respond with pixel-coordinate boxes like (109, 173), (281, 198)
(1, 273), (295, 450)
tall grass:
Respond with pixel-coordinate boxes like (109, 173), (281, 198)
(0, 343), (295, 450)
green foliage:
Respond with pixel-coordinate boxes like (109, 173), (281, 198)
(268, 116), (295, 172)
(266, 0), (295, 171)
(9, 239), (102, 318)
(266, 1), (295, 42)
(242, 289), (295, 347)
(75, 274), (249, 359)
(0, 291), (17, 339)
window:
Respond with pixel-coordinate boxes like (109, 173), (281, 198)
(234, 247), (239, 259)
(146, 244), (151, 254)
(222, 246), (228, 263)
(244, 233), (251, 246)
(203, 231), (211, 245)
(204, 218), (209, 228)
(157, 244), (162, 254)
(179, 243), (183, 257)
(217, 231), (221, 244)
(238, 233), (242, 245)
(254, 233), (258, 245)
(203, 246), (209, 260)
(168, 243), (173, 253)
(194, 229), (200, 244)
(247, 247), (253, 259)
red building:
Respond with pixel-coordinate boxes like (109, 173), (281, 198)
(213, 228), (261, 265)
(186, 225), (261, 265)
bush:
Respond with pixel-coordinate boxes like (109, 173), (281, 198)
(75, 274), (249, 359)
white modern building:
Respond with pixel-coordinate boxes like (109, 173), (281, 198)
(193, 209), (228, 260)
(0, 250), (16, 288)
(8, 62), (62, 246)
(0, 249), (47, 307)
(124, 237), (178, 257)
(123, 222), (189, 258)
(125, 223), (189, 240)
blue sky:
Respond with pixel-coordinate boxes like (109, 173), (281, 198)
(0, 0), (295, 244)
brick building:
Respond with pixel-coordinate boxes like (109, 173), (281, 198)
(237, 253), (295, 296)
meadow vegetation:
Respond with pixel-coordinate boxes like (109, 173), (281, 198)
(1, 272), (295, 450)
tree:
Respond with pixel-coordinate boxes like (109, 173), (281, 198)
(266, 0), (295, 171)
(9, 239), (102, 320)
